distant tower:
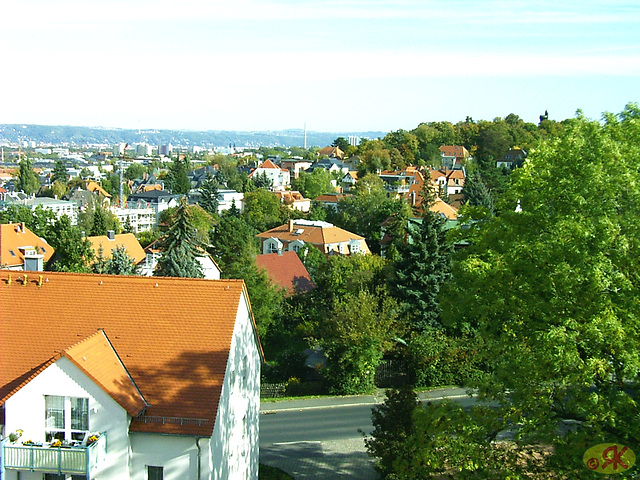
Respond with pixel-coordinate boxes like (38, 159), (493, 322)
(304, 122), (307, 149)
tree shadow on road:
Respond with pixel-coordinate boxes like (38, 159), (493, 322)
(260, 440), (379, 480)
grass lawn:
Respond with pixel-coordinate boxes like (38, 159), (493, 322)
(259, 463), (295, 480)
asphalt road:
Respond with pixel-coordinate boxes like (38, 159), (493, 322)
(260, 403), (375, 445)
(259, 387), (475, 479)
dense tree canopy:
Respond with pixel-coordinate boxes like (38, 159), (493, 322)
(374, 104), (640, 478)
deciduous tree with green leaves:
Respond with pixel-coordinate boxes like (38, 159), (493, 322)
(15, 157), (41, 194)
(376, 105), (640, 479)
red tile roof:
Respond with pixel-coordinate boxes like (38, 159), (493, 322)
(255, 251), (315, 294)
(0, 272), (256, 436)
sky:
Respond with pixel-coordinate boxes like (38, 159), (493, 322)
(1, 0), (639, 133)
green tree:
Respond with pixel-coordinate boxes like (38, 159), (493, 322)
(365, 386), (419, 478)
(51, 160), (68, 184)
(199, 173), (220, 216)
(124, 163), (146, 181)
(461, 170), (494, 213)
(47, 215), (94, 272)
(165, 157), (191, 195)
(209, 215), (257, 277)
(242, 188), (286, 232)
(390, 201), (452, 333)
(93, 245), (137, 275)
(331, 136), (349, 152)
(331, 174), (410, 255)
(0, 204), (56, 239)
(15, 157), (41, 194)
(320, 289), (399, 394)
(90, 206), (109, 236)
(399, 106), (640, 478)
(291, 169), (335, 199)
(154, 197), (204, 278)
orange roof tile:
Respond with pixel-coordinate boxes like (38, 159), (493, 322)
(61, 330), (148, 416)
(255, 251), (315, 294)
(0, 223), (55, 267)
(86, 233), (146, 265)
(0, 272), (255, 436)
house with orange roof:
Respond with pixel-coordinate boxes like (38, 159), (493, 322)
(248, 159), (290, 190)
(317, 146), (345, 160)
(257, 219), (370, 256)
(273, 190), (311, 212)
(429, 168), (466, 196)
(340, 171), (358, 192)
(86, 231), (146, 267)
(0, 222), (54, 271)
(439, 145), (470, 168)
(0, 272), (262, 480)
(255, 250), (315, 295)
(313, 193), (352, 211)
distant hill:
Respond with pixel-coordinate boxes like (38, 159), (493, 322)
(0, 124), (386, 148)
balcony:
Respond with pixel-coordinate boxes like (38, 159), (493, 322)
(1, 433), (106, 477)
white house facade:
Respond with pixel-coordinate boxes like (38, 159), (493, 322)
(0, 273), (261, 480)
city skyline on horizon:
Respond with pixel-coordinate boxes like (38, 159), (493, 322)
(1, 0), (639, 133)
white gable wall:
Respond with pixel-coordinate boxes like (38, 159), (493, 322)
(130, 433), (202, 480)
(209, 289), (261, 480)
(3, 357), (132, 479)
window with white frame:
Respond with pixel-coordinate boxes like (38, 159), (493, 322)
(45, 395), (89, 442)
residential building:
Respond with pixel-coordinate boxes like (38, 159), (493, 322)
(112, 206), (156, 233)
(217, 190), (244, 214)
(428, 168), (466, 196)
(273, 191), (311, 213)
(6, 197), (79, 225)
(126, 191), (178, 226)
(316, 146), (345, 160)
(340, 171), (358, 192)
(279, 159), (312, 179)
(257, 219), (370, 256)
(497, 148), (527, 169)
(439, 145), (470, 169)
(255, 250), (315, 295)
(248, 160), (290, 191)
(0, 223), (54, 271)
(0, 272), (261, 480)
(313, 193), (352, 212)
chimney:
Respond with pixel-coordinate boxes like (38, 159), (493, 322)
(107, 230), (115, 240)
(288, 219), (294, 232)
(20, 222), (25, 233)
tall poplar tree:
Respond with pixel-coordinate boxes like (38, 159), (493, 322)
(16, 157), (40, 194)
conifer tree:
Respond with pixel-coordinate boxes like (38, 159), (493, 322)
(90, 206), (108, 236)
(462, 170), (494, 213)
(390, 191), (452, 333)
(199, 173), (220, 216)
(154, 197), (204, 278)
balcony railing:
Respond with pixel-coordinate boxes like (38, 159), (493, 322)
(1, 433), (106, 477)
